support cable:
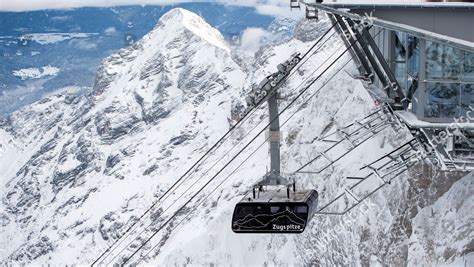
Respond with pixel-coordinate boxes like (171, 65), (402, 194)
(122, 27), (363, 265)
(137, 52), (357, 266)
(91, 24), (337, 266)
(102, 27), (343, 266)
(292, 29), (385, 174)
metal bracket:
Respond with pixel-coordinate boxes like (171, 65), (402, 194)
(315, 138), (425, 215)
(293, 108), (389, 174)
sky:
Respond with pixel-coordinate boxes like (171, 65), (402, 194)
(0, 0), (298, 16)
(0, 0), (434, 14)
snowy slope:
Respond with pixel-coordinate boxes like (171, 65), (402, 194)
(409, 173), (473, 266)
(0, 8), (472, 266)
(1, 8), (245, 263)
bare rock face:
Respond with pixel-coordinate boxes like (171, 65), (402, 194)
(9, 236), (54, 262)
(52, 133), (102, 192)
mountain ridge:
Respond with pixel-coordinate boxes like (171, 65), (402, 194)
(0, 7), (472, 266)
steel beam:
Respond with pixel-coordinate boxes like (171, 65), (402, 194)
(333, 15), (374, 81)
(358, 24), (407, 105)
(341, 17), (390, 92)
(302, 1), (474, 53)
(268, 93), (281, 175)
(329, 14), (371, 79)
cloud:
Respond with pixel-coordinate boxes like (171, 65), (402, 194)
(104, 27), (118, 35)
(238, 27), (271, 55)
(50, 15), (72, 21)
(0, 0), (431, 13)
(220, 0), (304, 18)
(0, 0), (302, 17)
(0, 0), (193, 12)
(72, 39), (98, 50)
(255, 4), (303, 18)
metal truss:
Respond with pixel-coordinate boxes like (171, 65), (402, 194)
(315, 138), (425, 215)
(293, 107), (394, 174)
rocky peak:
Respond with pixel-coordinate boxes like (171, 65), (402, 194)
(90, 8), (243, 129)
(155, 8), (230, 52)
(93, 8), (238, 97)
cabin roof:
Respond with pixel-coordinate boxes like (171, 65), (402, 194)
(239, 186), (315, 203)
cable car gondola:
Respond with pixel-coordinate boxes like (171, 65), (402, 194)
(232, 184), (318, 233)
(290, 0), (300, 9)
(232, 53), (318, 234)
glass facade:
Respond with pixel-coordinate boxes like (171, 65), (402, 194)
(424, 82), (460, 118)
(426, 41), (462, 80)
(371, 26), (473, 122)
(407, 36), (419, 78)
(464, 52), (474, 82)
(341, 10), (474, 167)
(424, 41), (473, 119)
(460, 84), (474, 116)
(390, 31), (420, 98)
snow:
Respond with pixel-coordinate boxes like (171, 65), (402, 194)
(160, 8), (230, 52)
(41, 86), (87, 98)
(12, 66), (60, 80)
(0, 129), (22, 188)
(409, 173), (473, 266)
(0, 7), (471, 266)
(396, 110), (474, 129)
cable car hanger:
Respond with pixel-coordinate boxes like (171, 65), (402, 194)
(231, 52), (319, 234)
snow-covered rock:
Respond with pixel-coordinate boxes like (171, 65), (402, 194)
(409, 172), (473, 266)
(0, 8), (471, 266)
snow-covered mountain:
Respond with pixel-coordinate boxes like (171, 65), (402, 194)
(0, 8), (472, 266)
(0, 3), (276, 116)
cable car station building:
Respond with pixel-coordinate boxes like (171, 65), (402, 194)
(303, 1), (474, 170)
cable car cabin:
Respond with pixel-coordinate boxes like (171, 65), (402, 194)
(232, 187), (318, 233)
(306, 6), (318, 20)
(290, 0), (300, 9)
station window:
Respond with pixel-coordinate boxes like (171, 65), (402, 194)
(394, 32), (407, 62)
(422, 41), (473, 119)
(407, 36), (419, 78)
(463, 52), (474, 82)
(460, 84), (474, 115)
(426, 41), (462, 80)
(424, 82), (460, 118)
(406, 36), (419, 97)
(295, 206), (308, 214)
(357, 26), (471, 121)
